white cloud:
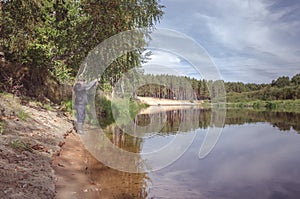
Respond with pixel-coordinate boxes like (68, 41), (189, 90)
(156, 0), (300, 82)
(142, 50), (197, 77)
(144, 51), (181, 67)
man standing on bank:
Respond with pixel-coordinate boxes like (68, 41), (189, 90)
(74, 77), (99, 134)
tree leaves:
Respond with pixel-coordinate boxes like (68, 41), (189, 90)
(1, 0), (164, 85)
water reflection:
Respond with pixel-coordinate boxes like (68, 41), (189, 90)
(86, 107), (300, 198)
(148, 123), (300, 198)
(106, 108), (300, 140)
(225, 109), (300, 133)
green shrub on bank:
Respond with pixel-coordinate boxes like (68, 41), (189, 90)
(95, 96), (148, 127)
(265, 101), (278, 110)
(253, 101), (262, 109)
(60, 100), (73, 113)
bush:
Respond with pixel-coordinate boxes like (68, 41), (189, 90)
(265, 101), (277, 110)
(95, 96), (148, 127)
(253, 101), (262, 109)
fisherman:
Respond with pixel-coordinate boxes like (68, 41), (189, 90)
(73, 77), (99, 134)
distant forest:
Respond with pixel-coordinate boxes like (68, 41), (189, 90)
(119, 73), (300, 101)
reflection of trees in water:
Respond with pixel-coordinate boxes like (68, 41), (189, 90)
(146, 108), (300, 133)
(104, 125), (143, 153)
(104, 108), (300, 142)
(136, 108), (300, 134)
(225, 109), (300, 133)
(133, 108), (210, 133)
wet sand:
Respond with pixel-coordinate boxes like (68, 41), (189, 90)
(53, 132), (101, 199)
(54, 132), (149, 199)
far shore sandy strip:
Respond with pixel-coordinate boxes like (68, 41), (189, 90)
(136, 96), (204, 106)
(136, 97), (204, 114)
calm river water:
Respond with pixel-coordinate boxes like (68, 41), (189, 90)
(85, 107), (300, 199)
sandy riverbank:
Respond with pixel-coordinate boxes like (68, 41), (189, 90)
(136, 96), (203, 106)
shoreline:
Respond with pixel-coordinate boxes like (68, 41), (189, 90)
(53, 132), (101, 199)
(136, 96), (204, 106)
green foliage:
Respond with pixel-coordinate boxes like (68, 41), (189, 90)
(291, 73), (300, 85)
(96, 96), (115, 127)
(225, 74), (299, 103)
(225, 82), (267, 93)
(1, 0), (164, 87)
(42, 103), (53, 111)
(265, 101), (278, 110)
(226, 84), (300, 102)
(272, 76), (290, 88)
(226, 99), (300, 112)
(111, 98), (148, 125)
(50, 61), (74, 83)
(111, 99), (133, 125)
(61, 99), (72, 113)
(253, 101), (262, 109)
(128, 98), (148, 118)
(95, 96), (147, 127)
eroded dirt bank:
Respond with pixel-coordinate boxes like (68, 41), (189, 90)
(0, 95), (73, 198)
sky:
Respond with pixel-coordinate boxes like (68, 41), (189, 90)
(142, 0), (300, 83)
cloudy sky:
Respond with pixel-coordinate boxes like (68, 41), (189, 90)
(142, 0), (300, 83)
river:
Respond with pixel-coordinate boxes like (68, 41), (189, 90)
(83, 107), (300, 199)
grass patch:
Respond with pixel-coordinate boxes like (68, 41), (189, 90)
(0, 121), (4, 135)
(42, 103), (53, 111)
(0, 92), (30, 120)
(18, 109), (29, 121)
(9, 139), (32, 152)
